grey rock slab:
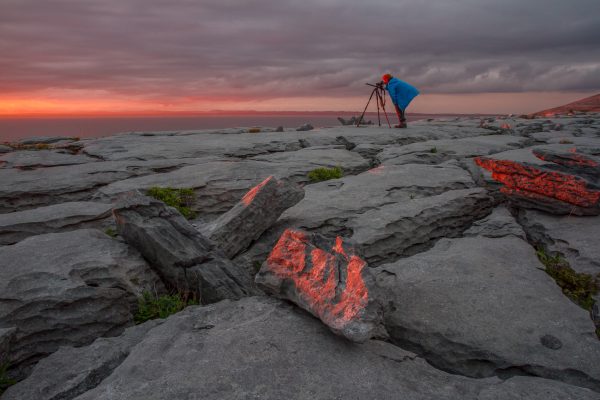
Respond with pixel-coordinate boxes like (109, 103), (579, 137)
(350, 187), (494, 265)
(464, 205), (526, 239)
(11, 296), (593, 400)
(18, 136), (76, 145)
(0, 229), (165, 374)
(2, 320), (163, 400)
(377, 134), (530, 166)
(476, 376), (600, 400)
(81, 122), (494, 162)
(0, 145), (12, 154)
(0, 150), (98, 169)
(0, 201), (113, 245)
(97, 152), (368, 219)
(516, 209), (600, 276)
(374, 234), (600, 391)
(0, 157), (217, 213)
(201, 176), (304, 258)
(113, 191), (255, 303)
(235, 162), (485, 269)
(250, 147), (370, 175)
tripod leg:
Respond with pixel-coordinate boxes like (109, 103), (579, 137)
(381, 100), (392, 128)
(357, 89), (377, 127)
(376, 92), (382, 126)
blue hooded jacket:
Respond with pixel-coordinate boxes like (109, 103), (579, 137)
(386, 77), (419, 110)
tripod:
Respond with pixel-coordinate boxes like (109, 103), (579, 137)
(356, 82), (391, 128)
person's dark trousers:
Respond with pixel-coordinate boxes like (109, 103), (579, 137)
(393, 103), (407, 128)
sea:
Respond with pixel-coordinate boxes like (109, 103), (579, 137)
(0, 113), (471, 142)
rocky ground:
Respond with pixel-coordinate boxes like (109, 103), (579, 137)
(1, 115), (600, 399)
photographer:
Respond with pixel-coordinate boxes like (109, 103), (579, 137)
(382, 74), (420, 128)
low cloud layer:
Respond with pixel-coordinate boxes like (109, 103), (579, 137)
(1, 0), (599, 105)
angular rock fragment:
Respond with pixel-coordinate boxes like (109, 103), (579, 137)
(201, 176), (304, 258)
(113, 191), (254, 303)
(476, 147), (600, 215)
(0, 229), (164, 375)
(256, 229), (383, 342)
(464, 205), (526, 239)
(0, 201), (113, 245)
(0, 145), (13, 154)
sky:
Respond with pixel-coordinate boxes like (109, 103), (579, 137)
(1, 0), (599, 115)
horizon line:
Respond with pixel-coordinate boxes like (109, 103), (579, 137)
(0, 110), (497, 119)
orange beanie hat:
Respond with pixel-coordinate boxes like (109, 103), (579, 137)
(382, 73), (392, 83)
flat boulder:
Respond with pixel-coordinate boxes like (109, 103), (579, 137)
(7, 297), (599, 400)
(0, 150), (97, 169)
(256, 229), (383, 342)
(112, 191), (255, 303)
(0, 201), (113, 245)
(377, 134), (529, 166)
(0, 229), (164, 375)
(0, 158), (215, 213)
(374, 213), (600, 391)
(201, 176), (304, 258)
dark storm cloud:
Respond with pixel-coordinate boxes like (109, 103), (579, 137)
(1, 0), (599, 100)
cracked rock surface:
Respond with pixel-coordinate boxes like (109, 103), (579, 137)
(6, 297), (600, 400)
(1, 115), (600, 397)
(373, 209), (600, 391)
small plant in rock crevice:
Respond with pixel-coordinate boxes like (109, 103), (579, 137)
(146, 187), (197, 219)
(134, 291), (199, 324)
(308, 166), (343, 182)
(104, 227), (118, 237)
(535, 247), (599, 312)
(429, 147), (438, 153)
(0, 363), (16, 395)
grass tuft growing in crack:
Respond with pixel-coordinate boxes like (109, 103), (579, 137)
(0, 363), (16, 395)
(308, 166), (343, 182)
(134, 291), (199, 324)
(536, 247), (599, 312)
(147, 187), (196, 219)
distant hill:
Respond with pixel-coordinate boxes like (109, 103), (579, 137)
(533, 93), (600, 116)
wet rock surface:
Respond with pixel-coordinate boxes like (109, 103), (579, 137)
(1, 115), (600, 397)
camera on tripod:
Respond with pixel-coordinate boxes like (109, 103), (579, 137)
(356, 81), (391, 128)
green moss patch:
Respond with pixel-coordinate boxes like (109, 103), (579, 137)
(134, 291), (199, 324)
(308, 166), (343, 183)
(147, 187), (196, 219)
(536, 247), (599, 311)
(0, 363), (16, 395)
